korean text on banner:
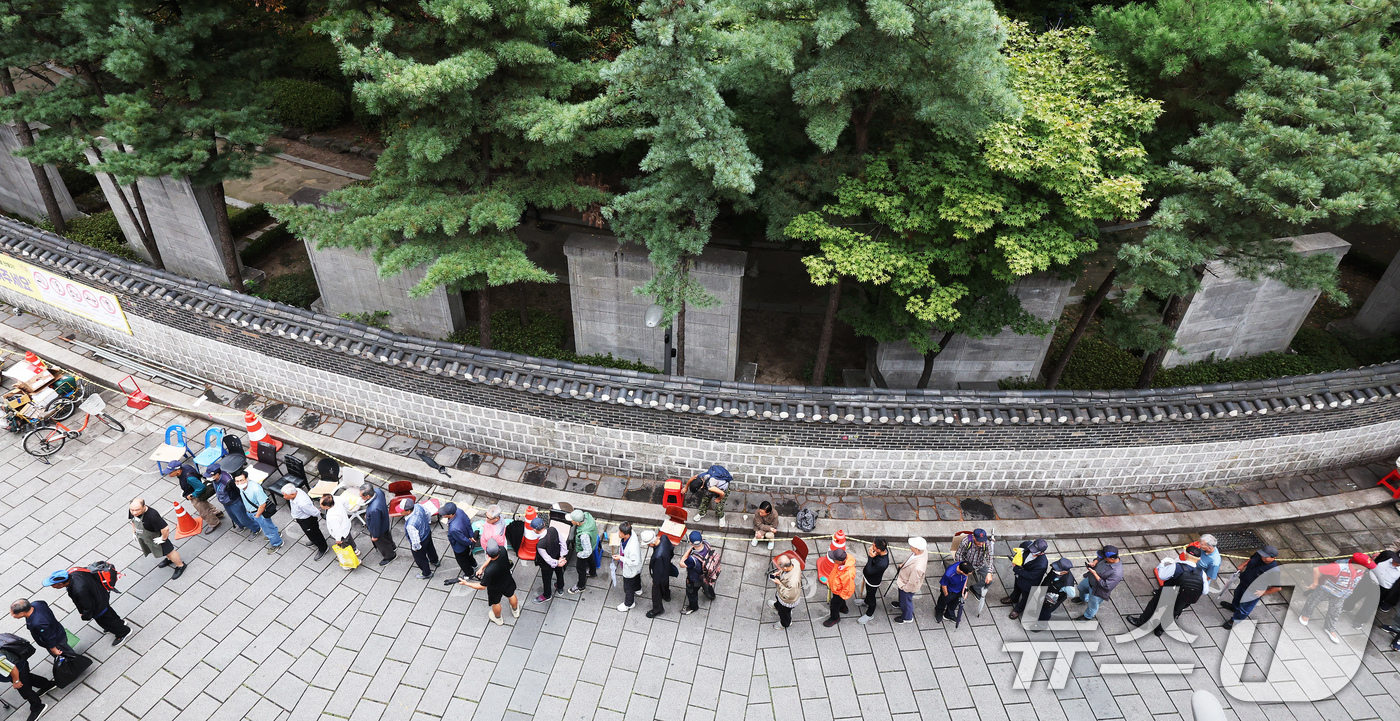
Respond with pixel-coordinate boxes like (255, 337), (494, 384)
(0, 253), (132, 334)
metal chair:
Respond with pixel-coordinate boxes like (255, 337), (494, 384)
(191, 427), (226, 469)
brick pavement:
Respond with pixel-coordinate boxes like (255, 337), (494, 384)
(1, 397), (1399, 721)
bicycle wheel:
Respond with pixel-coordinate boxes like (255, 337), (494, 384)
(23, 425), (66, 456)
(97, 414), (125, 433)
(45, 396), (77, 421)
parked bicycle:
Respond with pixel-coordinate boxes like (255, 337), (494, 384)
(22, 391), (124, 457)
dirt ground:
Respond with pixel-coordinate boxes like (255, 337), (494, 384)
(253, 234), (313, 277)
(267, 134), (376, 178)
(737, 308), (866, 385)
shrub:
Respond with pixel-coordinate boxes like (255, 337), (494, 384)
(240, 224), (292, 266)
(341, 310), (392, 329)
(56, 163), (100, 198)
(291, 33), (344, 82)
(227, 203), (271, 237)
(63, 211), (142, 262)
(262, 78), (346, 131)
(447, 308), (660, 373)
(252, 270), (320, 309)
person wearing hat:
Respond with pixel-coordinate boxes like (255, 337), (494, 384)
(1219, 545), (1282, 630)
(952, 528), (995, 605)
(168, 461), (222, 535)
(209, 462), (258, 537)
(646, 529), (675, 618)
(1002, 539), (1049, 620)
(1127, 544), (1208, 637)
(1299, 552), (1377, 644)
(359, 483), (395, 567)
(821, 547), (857, 627)
(893, 537), (929, 624)
(1071, 545), (1123, 621)
(567, 509), (600, 594)
(128, 498), (188, 579)
(281, 484), (329, 561)
(680, 531), (718, 615)
(1029, 559), (1078, 631)
(441, 503), (479, 582)
(532, 516), (569, 603)
(43, 569), (130, 646)
(459, 540), (519, 626)
(403, 499), (440, 580)
(612, 523), (644, 612)
(689, 464), (732, 521)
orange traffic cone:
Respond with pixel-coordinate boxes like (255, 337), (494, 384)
(524, 505), (537, 522)
(24, 351), (44, 374)
(831, 530), (847, 551)
(244, 410), (283, 455)
(172, 500), (203, 539)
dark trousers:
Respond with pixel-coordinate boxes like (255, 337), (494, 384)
(576, 556), (596, 587)
(14, 662), (52, 710)
(1138, 586), (1195, 628)
(454, 549), (477, 579)
(1038, 595), (1068, 622)
(862, 579), (881, 616)
(652, 581), (668, 614)
(410, 536), (439, 575)
(372, 531), (396, 562)
(93, 607), (131, 638)
(296, 516), (328, 553)
(623, 575), (642, 607)
(1008, 579), (1034, 614)
(539, 563), (565, 598)
(828, 595), (849, 623)
(1381, 583), (1400, 611)
(935, 591), (961, 622)
(774, 600), (793, 628)
(685, 580), (714, 611)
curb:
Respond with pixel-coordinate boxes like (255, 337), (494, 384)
(4, 322), (1395, 542)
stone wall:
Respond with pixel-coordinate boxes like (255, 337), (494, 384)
(875, 273), (1074, 388)
(1349, 251), (1400, 337)
(0, 123), (78, 223)
(3, 215), (1399, 495)
(564, 233), (745, 381)
(1164, 233), (1349, 367)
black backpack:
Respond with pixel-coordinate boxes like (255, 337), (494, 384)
(0, 633), (35, 661)
(69, 562), (122, 593)
(1165, 562), (1205, 604)
(795, 508), (816, 533)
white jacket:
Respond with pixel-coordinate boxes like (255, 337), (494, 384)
(619, 536), (642, 578)
(326, 503), (352, 542)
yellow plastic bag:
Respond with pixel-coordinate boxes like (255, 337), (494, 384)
(333, 542), (360, 570)
(1011, 547), (1024, 567)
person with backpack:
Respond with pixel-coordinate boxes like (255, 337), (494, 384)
(168, 462), (221, 534)
(1299, 552), (1377, 644)
(234, 471), (283, 554)
(689, 464), (732, 521)
(128, 498), (188, 579)
(209, 464), (259, 537)
(680, 531), (720, 615)
(0, 631), (52, 721)
(42, 568), (130, 646)
(1127, 544), (1208, 637)
(567, 509), (600, 594)
(646, 530), (675, 618)
(1001, 539), (1048, 620)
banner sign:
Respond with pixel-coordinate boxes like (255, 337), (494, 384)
(0, 253), (132, 334)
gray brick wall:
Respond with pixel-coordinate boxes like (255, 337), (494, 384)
(0, 124), (78, 223)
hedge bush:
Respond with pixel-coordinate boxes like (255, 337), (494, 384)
(56, 163), (100, 198)
(251, 270), (320, 309)
(227, 203), (271, 237)
(447, 308), (660, 373)
(63, 211), (142, 262)
(240, 224), (291, 266)
(263, 78), (346, 131)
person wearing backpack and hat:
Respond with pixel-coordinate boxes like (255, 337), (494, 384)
(1071, 545), (1123, 622)
(0, 629), (52, 721)
(689, 464), (732, 521)
(43, 569), (130, 646)
(168, 461), (221, 534)
(1127, 544), (1208, 637)
(1299, 552), (1377, 644)
(1029, 559), (1078, 631)
(681, 531), (718, 615)
(1002, 539), (1048, 620)
(567, 509), (600, 594)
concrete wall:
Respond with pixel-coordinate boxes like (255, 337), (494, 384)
(291, 188), (466, 339)
(1351, 251), (1400, 337)
(0, 124), (78, 223)
(564, 233), (746, 381)
(876, 274), (1074, 388)
(84, 147), (244, 286)
(1164, 233), (1350, 367)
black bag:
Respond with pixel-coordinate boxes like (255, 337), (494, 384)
(260, 486), (279, 518)
(1166, 562), (1205, 605)
(0, 633), (35, 661)
(795, 508), (817, 533)
(52, 652), (92, 688)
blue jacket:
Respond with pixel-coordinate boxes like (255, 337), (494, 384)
(365, 488), (389, 537)
(25, 600), (67, 650)
(447, 511), (476, 554)
(939, 566), (968, 595)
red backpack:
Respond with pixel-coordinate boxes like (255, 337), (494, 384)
(69, 561), (122, 593)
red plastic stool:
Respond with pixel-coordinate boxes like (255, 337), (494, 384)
(1378, 468), (1400, 499)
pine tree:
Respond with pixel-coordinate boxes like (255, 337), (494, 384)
(276, 0), (626, 348)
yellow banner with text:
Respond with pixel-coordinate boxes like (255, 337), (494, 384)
(0, 253), (132, 334)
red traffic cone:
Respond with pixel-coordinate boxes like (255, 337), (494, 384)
(244, 410), (283, 454)
(24, 351), (44, 374)
(172, 500), (203, 539)
(831, 530), (847, 551)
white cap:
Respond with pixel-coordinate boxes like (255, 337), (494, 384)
(908, 537), (927, 551)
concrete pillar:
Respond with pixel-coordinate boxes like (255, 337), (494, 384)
(290, 188), (466, 339)
(564, 233), (746, 381)
(84, 147), (248, 285)
(1164, 232), (1349, 367)
(1347, 252), (1400, 336)
(0, 123), (78, 223)
(875, 273), (1075, 388)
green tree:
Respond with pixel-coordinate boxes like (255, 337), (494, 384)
(787, 24), (1160, 387)
(1108, 0), (1400, 387)
(276, 0), (625, 348)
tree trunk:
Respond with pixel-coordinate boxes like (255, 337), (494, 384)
(916, 331), (956, 389)
(675, 300), (687, 377)
(1136, 294), (1186, 389)
(850, 90), (882, 155)
(209, 182), (246, 292)
(810, 280), (841, 386)
(0, 69), (66, 234)
(88, 144), (163, 267)
(865, 339), (887, 389)
(1045, 268), (1117, 389)
(478, 287), (492, 349)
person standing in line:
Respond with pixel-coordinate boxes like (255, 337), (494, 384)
(1002, 539), (1048, 620)
(1029, 559), (1078, 631)
(478, 505), (509, 553)
(1343, 545), (1400, 627)
(1369, 543), (1400, 613)
(934, 562), (972, 624)
(128, 498), (187, 579)
(1197, 535), (1222, 590)
(680, 531), (719, 615)
(772, 555), (801, 628)
(613, 524), (643, 612)
(42, 569), (130, 646)
(532, 517), (568, 603)
(822, 548), (857, 628)
(234, 471), (283, 554)
(281, 484), (329, 561)
(752, 501), (778, 549)
(1127, 545), (1208, 637)
(1298, 552), (1376, 644)
(169, 462), (221, 534)
(857, 538), (889, 625)
(210, 464), (258, 537)
(441, 503), (478, 581)
(459, 541), (520, 626)
(403, 500), (441, 580)
(1070, 545), (1123, 622)
(646, 530), (675, 619)
(1219, 545), (1283, 630)
(321, 494), (354, 550)
(689, 464), (732, 521)
(567, 509), (599, 594)
(893, 537), (929, 625)
(951, 528), (995, 606)
(360, 484), (395, 567)
(0, 630), (52, 721)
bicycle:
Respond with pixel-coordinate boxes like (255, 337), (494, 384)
(22, 392), (125, 457)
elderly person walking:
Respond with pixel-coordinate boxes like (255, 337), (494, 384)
(128, 498), (187, 579)
(893, 537), (929, 624)
(281, 484), (329, 561)
(404, 501), (440, 580)
(772, 555), (802, 628)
